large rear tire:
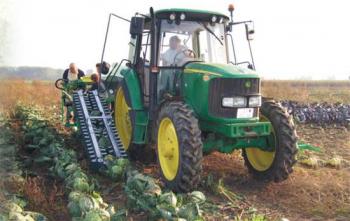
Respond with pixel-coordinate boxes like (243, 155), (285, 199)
(114, 85), (154, 162)
(156, 101), (203, 192)
(114, 86), (132, 150)
(242, 100), (298, 182)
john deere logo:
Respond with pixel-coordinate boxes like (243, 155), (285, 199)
(244, 80), (252, 88)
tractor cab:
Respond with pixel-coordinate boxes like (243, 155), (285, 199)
(124, 8), (257, 108)
(156, 10), (229, 66)
(154, 10), (230, 103)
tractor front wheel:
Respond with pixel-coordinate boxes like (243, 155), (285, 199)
(242, 100), (298, 182)
(156, 101), (203, 192)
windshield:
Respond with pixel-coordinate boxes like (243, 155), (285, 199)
(159, 20), (228, 67)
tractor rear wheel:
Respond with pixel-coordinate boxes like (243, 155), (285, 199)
(114, 86), (132, 150)
(156, 101), (203, 192)
(114, 85), (154, 162)
(242, 100), (298, 182)
(114, 84), (155, 163)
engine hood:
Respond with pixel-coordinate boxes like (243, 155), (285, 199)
(184, 62), (259, 78)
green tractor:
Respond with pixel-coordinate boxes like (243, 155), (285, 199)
(102, 5), (298, 192)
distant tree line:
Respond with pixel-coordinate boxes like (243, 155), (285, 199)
(0, 66), (64, 81)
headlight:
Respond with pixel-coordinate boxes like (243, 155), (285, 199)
(222, 96), (247, 107)
(169, 13), (176, 21)
(180, 13), (186, 20)
(249, 96), (262, 107)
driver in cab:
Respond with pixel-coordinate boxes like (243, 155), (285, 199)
(161, 35), (193, 66)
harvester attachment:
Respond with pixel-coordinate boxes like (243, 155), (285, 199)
(72, 90), (127, 170)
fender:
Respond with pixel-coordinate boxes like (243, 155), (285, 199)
(120, 68), (148, 144)
(120, 68), (143, 110)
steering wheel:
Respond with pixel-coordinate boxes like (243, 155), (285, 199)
(172, 49), (196, 66)
(55, 78), (67, 90)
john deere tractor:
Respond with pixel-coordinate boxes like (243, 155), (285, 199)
(101, 5), (298, 192)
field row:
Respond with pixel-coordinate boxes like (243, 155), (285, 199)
(0, 114), (48, 220)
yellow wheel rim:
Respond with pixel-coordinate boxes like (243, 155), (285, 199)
(157, 117), (180, 181)
(114, 87), (132, 150)
(245, 114), (276, 171)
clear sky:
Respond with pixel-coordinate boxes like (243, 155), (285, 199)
(1, 0), (350, 79)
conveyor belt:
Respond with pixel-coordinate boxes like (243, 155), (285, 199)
(72, 90), (127, 169)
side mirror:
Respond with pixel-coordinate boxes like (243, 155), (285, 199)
(247, 63), (254, 70)
(130, 17), (144, 38)
(245, 22), (255, 41)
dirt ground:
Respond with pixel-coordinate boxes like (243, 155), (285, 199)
(200, 125), (350, 220)
(135, 124), (350, 220)
(0, 80), (349, 220)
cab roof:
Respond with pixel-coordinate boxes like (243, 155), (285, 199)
(155, 8), (229, 22)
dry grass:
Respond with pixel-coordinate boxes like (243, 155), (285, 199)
(23, 176), (68, 220)
(1, 80), (349, 111)
(0, 80), (59, 115)
(262, 80), (350, 103)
